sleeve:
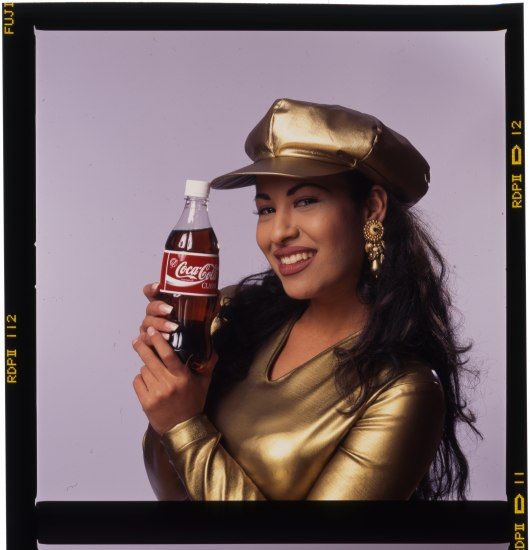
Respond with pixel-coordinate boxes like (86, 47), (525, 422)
(142, 423), (189, 500)
(141, 284), (242, 501)
(157, 372), (444, 502)
(306, 374), (445, 500)
(160, 414), (266, 500)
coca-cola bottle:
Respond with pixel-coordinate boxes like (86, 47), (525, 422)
(158, 179), (219, 370)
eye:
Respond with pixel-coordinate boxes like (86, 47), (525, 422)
(294, 197), (319, 208)
(253, 206), (275, 216)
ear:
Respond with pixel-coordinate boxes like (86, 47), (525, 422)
(362, 185), (388, 223)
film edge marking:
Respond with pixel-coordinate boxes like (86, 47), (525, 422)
(513, 471), (527, 549)
(2, 2), (14, 35)
(510, 120), (524, 209)
(5, 314), (17, 383)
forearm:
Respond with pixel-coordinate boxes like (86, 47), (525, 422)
(143, 423), (189, 500)
(161, 414), (266, 501)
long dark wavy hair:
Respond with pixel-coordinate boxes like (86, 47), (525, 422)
(207, 170), (481, 500)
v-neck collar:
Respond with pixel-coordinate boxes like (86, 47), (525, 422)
(264, 315), (362, 383)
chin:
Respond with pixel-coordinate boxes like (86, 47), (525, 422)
(279, 278), (319, 301)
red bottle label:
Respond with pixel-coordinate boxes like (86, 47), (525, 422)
(159, 250), (219, 297)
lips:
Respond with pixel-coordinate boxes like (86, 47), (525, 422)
(273, 246), (317, 277)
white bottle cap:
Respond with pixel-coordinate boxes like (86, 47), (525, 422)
(185, 179), (210, 198)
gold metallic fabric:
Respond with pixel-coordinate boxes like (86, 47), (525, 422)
(143, 309), (445, 501)
(209, 98), (430, 206)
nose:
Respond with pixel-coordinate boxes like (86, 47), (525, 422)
(270, 207), (299, 245)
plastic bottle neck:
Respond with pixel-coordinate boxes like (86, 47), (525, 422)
(174, 196), (212, 230)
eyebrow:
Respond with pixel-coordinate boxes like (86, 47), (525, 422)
(254, 182), (331, 201)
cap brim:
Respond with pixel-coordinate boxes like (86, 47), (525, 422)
(210, 156), (353, 189)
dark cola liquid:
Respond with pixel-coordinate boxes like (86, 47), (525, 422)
(159, 227), (219, 369)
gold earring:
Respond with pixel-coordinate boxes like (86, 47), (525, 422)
(363, 219), (385, 278)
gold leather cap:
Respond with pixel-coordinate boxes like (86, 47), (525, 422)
(210, 98), (430, 205)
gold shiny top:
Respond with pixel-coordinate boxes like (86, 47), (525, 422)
(143, 311), (445, 501)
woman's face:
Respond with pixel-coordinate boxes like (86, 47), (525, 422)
(255, 175), (366, 301)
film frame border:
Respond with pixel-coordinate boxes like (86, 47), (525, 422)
(2, 1), (524, 548)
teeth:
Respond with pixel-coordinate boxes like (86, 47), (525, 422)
(279, 251), (315, 265)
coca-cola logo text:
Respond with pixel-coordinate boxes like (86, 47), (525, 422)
(160, 250), (219, 296)
(175, 261), (218, 282)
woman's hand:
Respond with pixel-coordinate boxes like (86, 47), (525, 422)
(132, 326), (218, 436)
(139, 282), (177, 346)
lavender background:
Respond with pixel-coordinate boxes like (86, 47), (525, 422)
(36, 30), (506, 501)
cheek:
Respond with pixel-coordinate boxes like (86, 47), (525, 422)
(306, 211), (359, 249)
(330, 232), (362, 269)
(255, 223), (269, 255)
(309, 210), (363, 265)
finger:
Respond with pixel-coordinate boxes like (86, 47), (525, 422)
(132, 338), (165, 382)
(139, 327), (170, 345)
(146, 300), (174, 317)
(140, 315), (178, 336)
(139, 364), (158, 389)
(143, 282), (160, 301)
(139, 328), (150, 344)
(146, 326), (186, 376)
(133, 373), (148, 400)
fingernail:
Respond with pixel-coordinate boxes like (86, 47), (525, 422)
(152, 282), (159, 290)
(132, 338), (139, 346)
(162, 333), (170, 341)
(147, 327), (156, 336)
(159, 303), (173, 314)
(164, 321), (179, 332)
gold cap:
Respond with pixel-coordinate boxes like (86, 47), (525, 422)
(210, 98), (430, 206)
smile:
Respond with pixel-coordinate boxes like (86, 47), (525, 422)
(279, 251), (315, 265)
(276, 251), (316, 276)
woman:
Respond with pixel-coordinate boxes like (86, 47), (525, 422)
(132, 98), (479, 501)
